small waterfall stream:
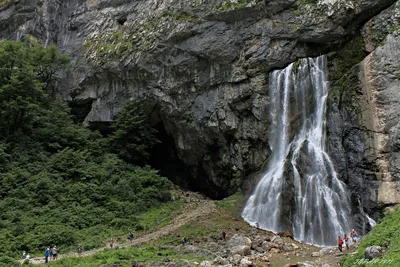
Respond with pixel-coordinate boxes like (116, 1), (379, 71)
(242, 56), (357, 246)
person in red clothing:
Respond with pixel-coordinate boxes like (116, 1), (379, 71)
(344, 234), (350, 250)
(338, 236), (343, 252)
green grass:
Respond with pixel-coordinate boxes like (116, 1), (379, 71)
(47, 245), (211, 267)
(215, 193), (245, 213)
(157, 194), (248, 246)
(342, 207), (400, 266)
(136, 198), (185, 231)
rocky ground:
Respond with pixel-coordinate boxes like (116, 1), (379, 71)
(22, 190), (356, 266)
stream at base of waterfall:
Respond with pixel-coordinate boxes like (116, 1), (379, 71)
(242, 56), (373, 246)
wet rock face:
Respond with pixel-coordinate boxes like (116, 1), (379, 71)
(327, 2), (400, 224)
(0, 0), (398, 199)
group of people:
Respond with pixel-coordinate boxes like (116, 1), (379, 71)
(22, 251), (30, 261)
(338, 229), (359, 252)
(44, 246), (58, 263)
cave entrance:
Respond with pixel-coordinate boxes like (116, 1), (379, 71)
(148, 118), (228, 200)
(148, 120), (192, 189)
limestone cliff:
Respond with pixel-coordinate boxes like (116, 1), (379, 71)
(1, 0), (399, 210)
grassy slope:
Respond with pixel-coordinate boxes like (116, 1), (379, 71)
(28, 193), (247, 266)
(342, 207), (400, 266)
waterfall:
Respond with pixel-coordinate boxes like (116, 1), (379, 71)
(242, 56), (355, 246)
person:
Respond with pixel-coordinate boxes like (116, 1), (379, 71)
(338, 236), (343, 252)
(26, 253), (30, 263)
(22, 250), (26, 259)
(49, 246), (53, 261)
(52, 246), (58, 260)
(129, 232), (134, 242)
(110, 238), (114, 249)
(350, 229), (359, 243)
(45, 247), (50, 263)
(344, 234), (349, 250)
(77, 244), (82, 255)
(222, 231), (227, 240)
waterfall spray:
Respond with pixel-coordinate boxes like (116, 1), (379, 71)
(242, 56), (357, 246)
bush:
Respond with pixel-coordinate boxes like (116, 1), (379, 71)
(0, 40), (172, 259)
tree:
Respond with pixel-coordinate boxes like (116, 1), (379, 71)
(0, 39), (70, 137)
(109, 101), (159, 164)
(26, 36), (70, 91)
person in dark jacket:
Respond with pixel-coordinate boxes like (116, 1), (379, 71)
(44, 248), (49, 263)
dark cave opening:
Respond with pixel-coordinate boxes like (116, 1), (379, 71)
(148, 121), (192, 189)
(148, 121), (228, 200)
(69, 100), (93, 124)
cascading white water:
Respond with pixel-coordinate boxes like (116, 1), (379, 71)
(242, 56), (354, 246)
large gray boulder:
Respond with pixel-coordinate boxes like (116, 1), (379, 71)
(365, 245), (383, 260)
(227, 234), (252, 256)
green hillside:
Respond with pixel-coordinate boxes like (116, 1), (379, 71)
(342, 207), (400, 267)
(0, 39), (171, 265)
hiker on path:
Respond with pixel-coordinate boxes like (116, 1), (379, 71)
(338, 236), (343, 252)
(129, 232), (134, 242)
(26, 253), (30, 263)
(52, 246), (58, 260)
(45, 247), (50, 263)
(49, 246), (53, 261)
(350, 229), (359, 243)
(77, 244), (82, 255)
(222, 231), (227, 240)
(22, 250), (26, 259)
(344, 234), (350, 250)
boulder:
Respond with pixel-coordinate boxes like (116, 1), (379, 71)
(199, 261), (212, 267)
(259, 256), (270, 262)
(262, 241), (280, 251)
(281, 243), (299, 252)
(240, 257), (253, 267)
(212, 256), (228, 265)
(229, 245), (251, 256)
(227, 235), (252, 248)
(270, 248), (280, 254)
(311, 252), (321, 257)
(254, 246), (264, 253)
(365, 246), (383, 260)
(319, 247), (333, 255)
(271, 235), (283, 245)
(226, 234), (252, 256)
(231, 254), (242, 264)
(278, 229), (294, 239)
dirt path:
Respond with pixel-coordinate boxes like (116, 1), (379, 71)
(23, 199), (216, 265)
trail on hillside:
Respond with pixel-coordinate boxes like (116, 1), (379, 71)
(23, 199), (216, 265)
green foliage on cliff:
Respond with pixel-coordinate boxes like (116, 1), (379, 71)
(328, 36), (367, 82)
(342, 207), (400, 267)
(0, 0), (14, 8)
(109, 101), (159, 164)
(327, 36), (367, 114)
(0, 40), (171, 263)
